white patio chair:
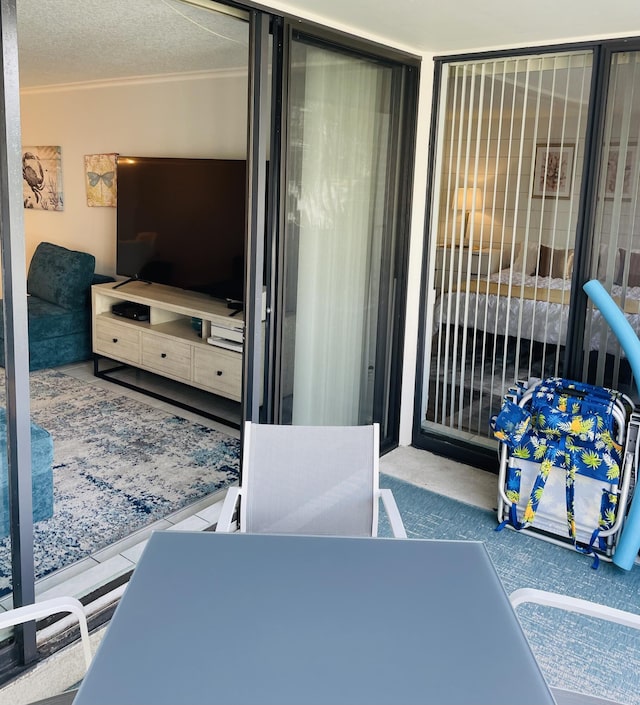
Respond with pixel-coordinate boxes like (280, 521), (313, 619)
(216, 422), (407, 537)
(0, 596), (92, 704)
(509, 588), (640, 705)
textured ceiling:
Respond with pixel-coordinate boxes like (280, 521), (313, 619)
(16, 0), (249, 88)
(271, 0), (640, 54)
(15, 0), (640, 89)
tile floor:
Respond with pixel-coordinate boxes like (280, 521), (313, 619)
(0, 362), (496, 704)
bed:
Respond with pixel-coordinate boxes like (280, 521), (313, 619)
(433, 265), (640, 355)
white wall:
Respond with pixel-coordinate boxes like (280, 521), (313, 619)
(398, 54), (433, 445)
(19, 70), (248, 276)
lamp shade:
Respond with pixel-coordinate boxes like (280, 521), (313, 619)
(455, 186), (481, 211)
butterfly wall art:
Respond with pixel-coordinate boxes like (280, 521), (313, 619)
(85, 153), (117, 207)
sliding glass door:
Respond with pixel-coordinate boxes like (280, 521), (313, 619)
(583, 50), (640, 398)
(276, 32), (416, 444)
(2, 0), (255, 673)
(422, 51), (593, 453)
(418, 40), (640, 467)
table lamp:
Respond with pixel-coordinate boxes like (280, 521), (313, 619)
(456, 186), (481, 246)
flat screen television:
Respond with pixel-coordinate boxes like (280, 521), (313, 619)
(116, 156), (247, 301)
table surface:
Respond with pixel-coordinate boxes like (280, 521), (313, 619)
(74, 532), (554, 705)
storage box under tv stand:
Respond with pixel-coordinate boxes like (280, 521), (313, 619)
(91, 281), (244, 426)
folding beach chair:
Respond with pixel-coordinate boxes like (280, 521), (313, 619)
(493, 377), (640, 564)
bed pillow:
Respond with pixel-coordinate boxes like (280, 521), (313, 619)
(537, 245), (574, 279)
(512, 241), (539, 275)
(615, 249), (640, 287)
(596, 243), (620, 281)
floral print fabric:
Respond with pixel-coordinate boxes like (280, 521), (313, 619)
(492, 377), (624, 557)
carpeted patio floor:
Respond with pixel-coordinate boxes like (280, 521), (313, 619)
(379, 473), (640, 705)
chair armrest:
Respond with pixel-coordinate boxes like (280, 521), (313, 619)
(379, 488), (407, 538)
(215, 486), (242, 532)
(509, 588), (640, 630)
(0, 596), (92, 670)
(550, 686), (629, 705)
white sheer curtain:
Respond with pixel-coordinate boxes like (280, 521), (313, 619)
(283, 43), (390, 425)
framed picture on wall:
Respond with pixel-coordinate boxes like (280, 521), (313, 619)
(604, 143), (637, 200)
(532, 143), (575, 199)
(22, 146), (64, 210)
(85, 153), (117, 207)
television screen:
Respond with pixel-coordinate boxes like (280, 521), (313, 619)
(116, 156), (247, 301)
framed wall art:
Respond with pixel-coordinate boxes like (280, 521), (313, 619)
(22, 146), (64, 210)
(85, 153), (117, 207)
(532, 143), (575, 199)
(604, 144), (637, 200)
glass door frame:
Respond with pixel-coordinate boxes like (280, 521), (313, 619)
(0, 0), (270, 674)
(572, 39), (640, 378)
(411, 38), (640, 471)
(263, 21), (419, 450)
(0, 0), (38, 668)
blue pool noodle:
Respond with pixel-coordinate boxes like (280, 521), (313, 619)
(583, 279), (640, 570)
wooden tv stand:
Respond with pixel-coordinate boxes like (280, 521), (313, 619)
(91, 281), (244, 410)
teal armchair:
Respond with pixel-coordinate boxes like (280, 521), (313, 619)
(0, 242), (114, 370)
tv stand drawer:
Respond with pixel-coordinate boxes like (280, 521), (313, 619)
(193, 346), (242, 402)
(141, 333), (191, 381)
(94, 318), (140, 365)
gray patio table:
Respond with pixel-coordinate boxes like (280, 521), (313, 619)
(73, 531), (554, 705)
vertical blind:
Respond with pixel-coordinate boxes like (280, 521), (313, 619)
(424, 51), (593, 445)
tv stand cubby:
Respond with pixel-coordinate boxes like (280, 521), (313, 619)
(92, 281), (245, 422)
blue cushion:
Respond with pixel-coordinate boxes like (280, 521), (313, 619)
(27, 242), (95, 310)
(0, 270), (114, 371)
(27, 332), (92, 371)
(0, 298), (90, 342)
(0, 409), (54, 536)
(26, 297), (91, 340)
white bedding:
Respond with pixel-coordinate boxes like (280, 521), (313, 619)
(433, 269), (640, 354)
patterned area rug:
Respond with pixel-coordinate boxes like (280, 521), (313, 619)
(0, 370), (240, 596)
(379, 474), (640, 705)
